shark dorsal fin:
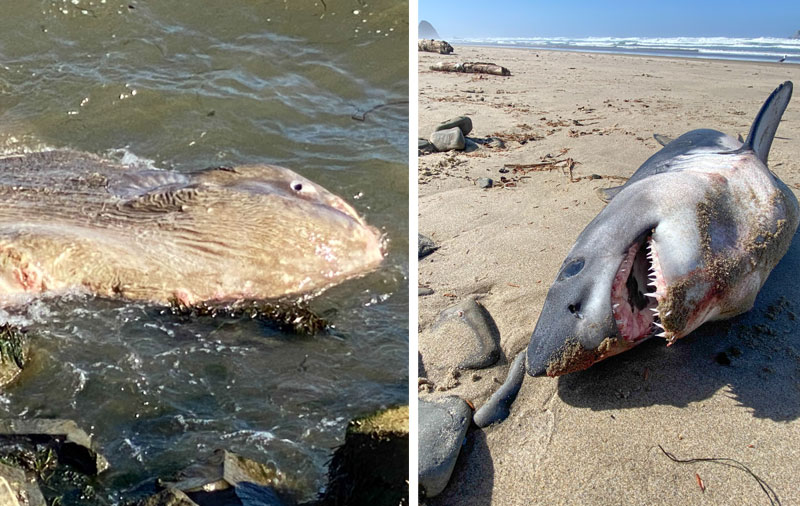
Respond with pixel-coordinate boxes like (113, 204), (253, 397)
(741, 81), (793, 164)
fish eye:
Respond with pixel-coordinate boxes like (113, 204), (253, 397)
(558, 258), (585, 281)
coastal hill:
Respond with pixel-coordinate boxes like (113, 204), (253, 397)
(419, 20), (440, 39)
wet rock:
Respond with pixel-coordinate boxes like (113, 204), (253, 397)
(418, 286), (434, 296)
(162, 449), (295, 506)
(0, 462), (46, 506)
(0, 324), (28, 388)
(418, 397), (472, 498)
(420, 298), (501, 371)
(429, 127), (465, 152)
(434, 116), (473, 136)
(0, 419), (109, 476)
(321, 405), (409, 506)
(138, 488), (198, 506)
(477, 178), (493, 189)
(418, 234), (438, 259)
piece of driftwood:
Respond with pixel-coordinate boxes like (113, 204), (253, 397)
(418, 39), (454, 54)
(429, 61), (510, 76)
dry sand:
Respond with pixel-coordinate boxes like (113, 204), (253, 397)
(418, 45), (800, 505)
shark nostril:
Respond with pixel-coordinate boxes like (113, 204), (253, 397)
(568, 303), (583, 319)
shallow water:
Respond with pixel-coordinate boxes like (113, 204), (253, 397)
(0, 1), (408, 503)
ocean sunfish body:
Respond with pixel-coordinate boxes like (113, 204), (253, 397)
(0, 150), (383, 307)
(527, 81), (799, 377)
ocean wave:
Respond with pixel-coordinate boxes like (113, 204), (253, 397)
(452, 36), (800, 63)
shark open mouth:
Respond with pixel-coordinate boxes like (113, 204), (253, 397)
(610, 232), (671, 343)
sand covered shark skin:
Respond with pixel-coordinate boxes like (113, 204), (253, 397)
(527, 81), (799, 377)
(0, 150), (383, 307)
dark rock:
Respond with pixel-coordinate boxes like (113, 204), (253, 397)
(163, 449), (296, 506)
(418, 287), (434, 296)
(590, 174), (602, 179)
(418, 397), (471, 498)
(429, 127), (465, 152)
(463, 138), (480, 153)
(791, 30), (800, 39)
(138, 488), (199, 506)
(426, 298), (501, 370)
(321, 405), (408, 506)
(0, 462), (46, 506)
(473, 351), (527, 428)
(0, 324), (28, 388)
(477, 178), (493, 189)
(418, 21), (440, 40)
(0, 419), (109, 476)
(434, 116), (472, 136)
(418, 234), (438, 259)
(418, 138), (436, 155)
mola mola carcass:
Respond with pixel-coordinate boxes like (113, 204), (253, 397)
(0, 150), (383, 308)
(526, 81), (799, 377)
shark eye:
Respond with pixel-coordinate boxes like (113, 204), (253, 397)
(290, 181), (304, 192)
(558, 258), (585, 281)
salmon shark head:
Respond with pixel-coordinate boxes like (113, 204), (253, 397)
(526, 81), (799, 377)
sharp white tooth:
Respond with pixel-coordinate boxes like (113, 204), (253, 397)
(650, 308), (659, 314)
(613, 303), (620, 309)
(665, 310), (672, 317)
(654, 322), (664, 329)
(645, 293), (659, 299)
(615, 320), (624, 325)
(656, 331), (667, 337)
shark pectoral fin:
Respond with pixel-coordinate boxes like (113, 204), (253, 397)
(653, 133), (674, 147)
(596, 185), (625, 203)
(740, 81), (793, 164)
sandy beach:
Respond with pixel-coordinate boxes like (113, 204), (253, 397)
(418, 45), (800, 504)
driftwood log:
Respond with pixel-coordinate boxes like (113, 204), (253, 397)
(429, 61), (511, 76)
(418, 39), (454, 54)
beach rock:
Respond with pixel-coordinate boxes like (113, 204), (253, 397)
(419, 286), (434, 296)
(418, 39), (454, 55)
(418, 234), (438, 259)
(0, 419), (109, 476)
(0, 463), (46, 506)
(418, 20), (440, 40)
(321, 405), (409, 506)
(162, 449), (295, 506)
(418, 138), (436, 156)
(429, 127), (465, 152)
(434, 116), (473, 136)
(477, 178), (493, 189)
(138, 488), (198, 506)
(419, 397), (472, 498)
(420, 298), (501, 372)
(0, 324), (28, 388)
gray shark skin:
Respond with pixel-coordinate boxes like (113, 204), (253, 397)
(527, 81), (799, 377)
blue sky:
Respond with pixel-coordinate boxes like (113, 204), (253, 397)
(419, 1), (800, 38)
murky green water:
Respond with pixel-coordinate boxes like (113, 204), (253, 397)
(0, 1), (408, 503)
